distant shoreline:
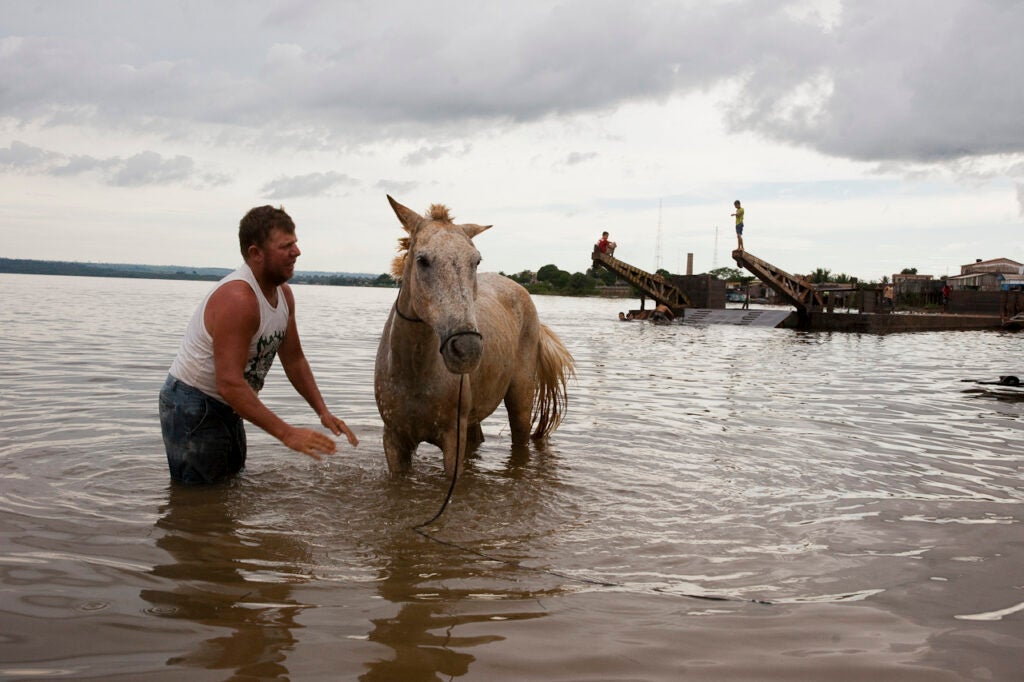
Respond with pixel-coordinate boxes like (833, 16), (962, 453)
(0, 257), (634, 298)
(0, 257), (396, 288)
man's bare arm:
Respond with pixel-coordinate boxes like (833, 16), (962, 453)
(206, 282), (338, 459)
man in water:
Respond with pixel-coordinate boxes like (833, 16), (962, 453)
(159, 205), (358, 484)
(651, 304), (675, 322)
(731, 200), (745, 251)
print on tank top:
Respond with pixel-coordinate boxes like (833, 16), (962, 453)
(245, 330), (285, 392)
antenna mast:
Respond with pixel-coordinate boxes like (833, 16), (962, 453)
(713, 225), (719, 270)
(655, 199), (663, 272)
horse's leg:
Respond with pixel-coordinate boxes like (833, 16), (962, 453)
(383, 427), (416, 476)
(440, 402), (472, 477)
(503, 377), (535, 446)
(467, 422), (485, 448)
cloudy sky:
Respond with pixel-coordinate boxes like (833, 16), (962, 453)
(2, 0), (1022, 281)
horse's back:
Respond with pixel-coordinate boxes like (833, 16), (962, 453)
(477, 272), (535, 307)
(476, 273), (540, 340)
(475, 273), (573, 439)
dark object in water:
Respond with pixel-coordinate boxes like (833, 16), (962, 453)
(962, 375), (1020, 386)
(960, 374), (1024, 402)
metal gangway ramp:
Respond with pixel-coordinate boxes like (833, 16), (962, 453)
(592, 248), (691, 309)
(731, 249), (823, 316)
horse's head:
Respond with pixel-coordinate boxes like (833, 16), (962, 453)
(388, 195), (491, 375)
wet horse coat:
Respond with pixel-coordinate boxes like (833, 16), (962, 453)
(374, 197), (574, 476)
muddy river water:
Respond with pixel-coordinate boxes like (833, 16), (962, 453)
(1, 273), (1021, 680)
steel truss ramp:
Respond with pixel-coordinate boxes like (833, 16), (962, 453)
(732, 249), (824, 315)
(592, 249), (691, 308)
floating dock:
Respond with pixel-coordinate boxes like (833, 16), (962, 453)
(671, 309), (1003, 331)
(730, 250), (1010, 332)
(595, 246), (1015, 333)
(682, 308), (792, 327)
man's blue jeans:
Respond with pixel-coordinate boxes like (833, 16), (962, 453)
(159, 375), (246, 484)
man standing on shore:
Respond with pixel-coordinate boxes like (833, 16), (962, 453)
(159, 205), (358, 484)
(731, 200), (745, 251)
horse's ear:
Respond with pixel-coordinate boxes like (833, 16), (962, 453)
(462, 224), (492, 240)
(387, 195), (422, 234)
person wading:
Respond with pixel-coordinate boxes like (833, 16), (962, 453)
(158, 205), (358, 484)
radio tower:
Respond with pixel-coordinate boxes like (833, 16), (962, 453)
(654, 199), (663, 272)
(713, 225), (719, 270)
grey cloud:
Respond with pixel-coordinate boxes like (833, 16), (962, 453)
(726, 0), (1024, 162)
(375, 179), (419, 195)
(111, 151), (194, 186)
(1, 1), (1022, 164)
(402, 143), (472, 166)
(199, 171), (233, 188)
(0, 140), (60, 170)
(0, 2), (777, 128)
(1017, 184), (1024, 219)
(260, 171), (358, 199)
(565, 151), (598, 166)
(0, 140), (220, 187)
(51, 155), (118, 176)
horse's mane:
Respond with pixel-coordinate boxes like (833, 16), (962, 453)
(391, 203), (454, 279)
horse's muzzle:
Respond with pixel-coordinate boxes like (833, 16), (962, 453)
(439, 329), (484, 374)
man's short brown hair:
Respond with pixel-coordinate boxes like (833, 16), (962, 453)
(239, 205), (295, 259)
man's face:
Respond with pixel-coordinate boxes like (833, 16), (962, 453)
(259, 227), (301, 284)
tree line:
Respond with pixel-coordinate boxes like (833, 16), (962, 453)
(3, 256), (912, 294)
(500, 264), (620, 296)
(707, 265), (915, 288)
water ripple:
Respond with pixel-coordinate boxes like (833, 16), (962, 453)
(1, 274), (1022, 679)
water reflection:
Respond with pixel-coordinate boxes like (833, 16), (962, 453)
(141, 483), (309, 679)
(359, 442), (563, 681)
(2, 275), (1022, 679)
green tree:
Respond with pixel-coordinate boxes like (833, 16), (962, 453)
(809, 267), (832, 283)
(502, 269), (534, 285)
(566, 271), (598, 295)
(535, 265), (571, 289)
(900, 267), (918, 275)
(709, 266), (753, 284)
(589, 266), (618, 286)
(536, 264), (562, 282)
(709, 266), (742, 280)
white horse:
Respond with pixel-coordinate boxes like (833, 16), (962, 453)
(374, 196), (575, 476)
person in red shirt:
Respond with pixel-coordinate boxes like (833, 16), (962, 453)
(596, 231), (616, 256)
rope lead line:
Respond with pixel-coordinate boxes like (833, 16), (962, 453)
(407, 357), (772, 603)
(412, 373), (464, 531)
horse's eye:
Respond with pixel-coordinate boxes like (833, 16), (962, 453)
(416, 254), (430, 267)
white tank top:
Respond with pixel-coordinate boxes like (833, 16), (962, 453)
(168, 263), (290, 402)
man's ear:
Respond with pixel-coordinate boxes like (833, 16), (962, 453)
(245, 242), (262, 263)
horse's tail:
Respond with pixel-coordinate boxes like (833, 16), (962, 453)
(531, 324), (575, 439)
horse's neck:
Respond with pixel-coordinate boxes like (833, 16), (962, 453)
(388, 305), (438, 368)
(395, 284), (419, 321)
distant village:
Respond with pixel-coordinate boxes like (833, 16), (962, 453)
(732, 257), (1024, 310)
